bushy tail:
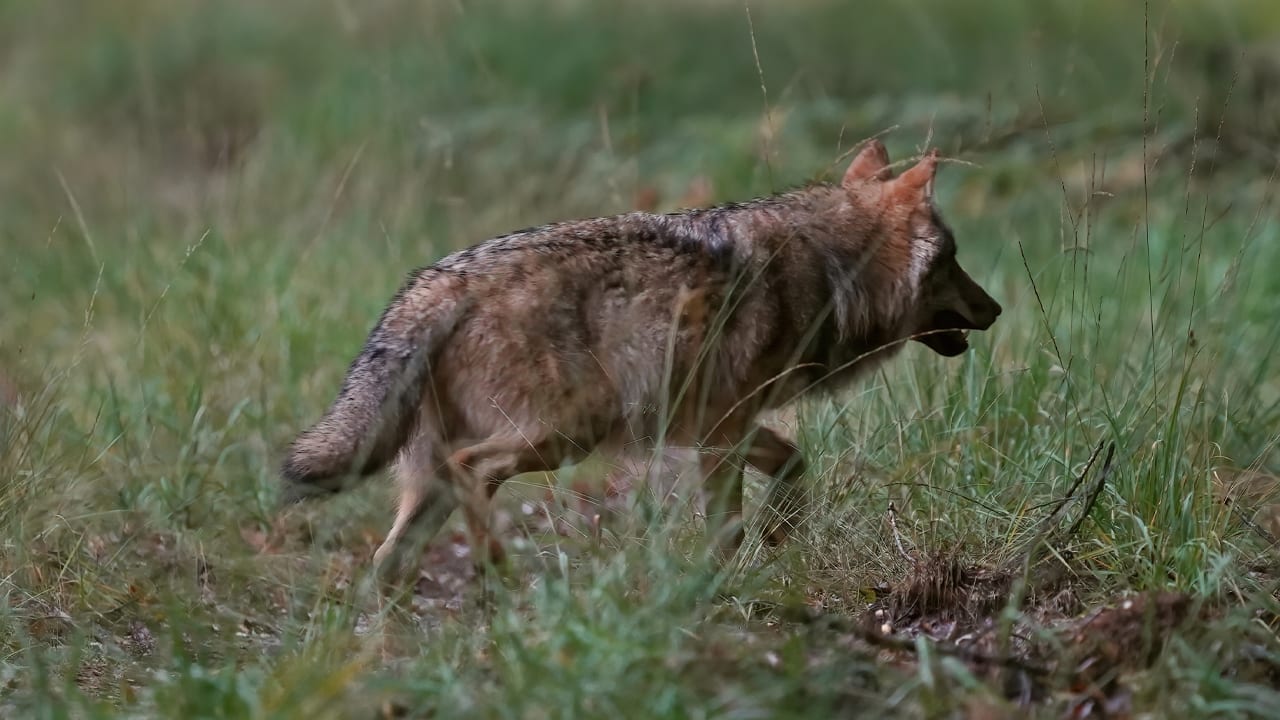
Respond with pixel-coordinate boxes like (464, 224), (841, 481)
(280, 271), (463, 503)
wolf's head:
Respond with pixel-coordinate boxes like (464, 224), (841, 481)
(840, 140), (1002, 357)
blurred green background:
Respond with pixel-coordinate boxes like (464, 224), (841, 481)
(4, 1), (1280, 717)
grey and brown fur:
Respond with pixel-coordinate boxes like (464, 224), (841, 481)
(281, 140), (1002, 585)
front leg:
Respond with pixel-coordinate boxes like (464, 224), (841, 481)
(743, 425), (807, 546)
(700, 449), (745, 563)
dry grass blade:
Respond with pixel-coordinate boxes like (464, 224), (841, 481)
(887, 501), (916, 565)
(1064, 443), (1116, 538)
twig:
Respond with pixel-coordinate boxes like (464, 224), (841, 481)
(1065, 443), (1116, 537)
(771, 600), (1052, 676)
(797, 610), (1054, 677)
(887, 502), (915, 564)
(1034, 440), (1106, 537)
(1012, 441), (1117, 576)
(855, 625), (1052, 677)
(1224, 497), (1280, 548)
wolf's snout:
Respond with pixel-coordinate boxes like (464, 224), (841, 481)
(973, 296), (1002, 330)
(958, 271), (1001, 331)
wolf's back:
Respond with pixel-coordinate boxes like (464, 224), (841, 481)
(280, 268), (464, 502)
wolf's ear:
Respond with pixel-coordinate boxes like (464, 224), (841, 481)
(842, 139), (891, 187)
(893, 149), (939, 200)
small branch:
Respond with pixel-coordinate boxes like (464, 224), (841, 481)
(856, 625), (1052, 677)
(1065, 443), (1116, 538)
(763, 604), (1055, 679)
(1035, 440), (1106, 537)
(800, 612), (1053, 678)
(1224, 497), (1280, 548)
(887, 502), (915, 564)
(1012, 441), (1118, 577)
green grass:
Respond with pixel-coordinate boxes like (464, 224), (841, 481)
(4, 0), (1280, 717)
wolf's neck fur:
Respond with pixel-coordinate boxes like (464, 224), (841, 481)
(653, 182), (908, 342)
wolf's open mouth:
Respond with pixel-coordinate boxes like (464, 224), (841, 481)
(920, 329), (969, 356)
(917, 310), (978, 357)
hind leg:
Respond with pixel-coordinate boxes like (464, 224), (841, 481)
(372, 442), (458, 594)
(445, 435), (570, 573)
(371, 484), (457, 591)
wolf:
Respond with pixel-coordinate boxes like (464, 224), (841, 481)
(280, 139), (1002, 586)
